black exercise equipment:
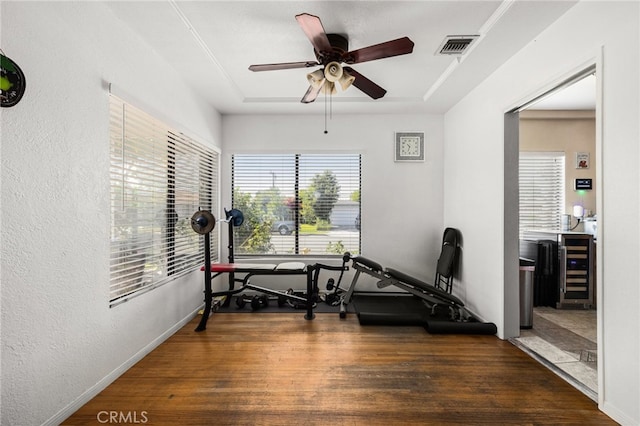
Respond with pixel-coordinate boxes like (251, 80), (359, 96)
(236, 294), (269, 311)
(433, 227), (459, 294)
(321, 253), (352, 316)
(191, 209), (217, 331)
(337, 228), (497, 335)
(193, 208), (348, 331)
(353, 295), (429, 326)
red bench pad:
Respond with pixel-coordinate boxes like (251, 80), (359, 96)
(201, 263), (279, 273)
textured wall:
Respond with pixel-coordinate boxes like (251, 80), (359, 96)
(444, 1), (639, 424)
(0, 3), (221, 424)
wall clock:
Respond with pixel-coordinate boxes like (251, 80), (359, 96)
(1, 52), (26, 108)
(395, 132), (424, 162)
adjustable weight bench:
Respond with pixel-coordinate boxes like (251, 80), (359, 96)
(339, 227), (462, 318)
(339, 254), (469, 321)
(336, 228), (496, 334)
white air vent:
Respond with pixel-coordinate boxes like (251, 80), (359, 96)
(436, 35), (479, 56)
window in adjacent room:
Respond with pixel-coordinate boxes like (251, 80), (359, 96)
(109, 95), (219, 306)
(519, 152), (565, 237)
(231, 154), (361, 256)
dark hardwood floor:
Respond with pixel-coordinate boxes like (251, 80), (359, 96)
(63, 313), (615, 425)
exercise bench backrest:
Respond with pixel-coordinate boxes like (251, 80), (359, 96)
(437, 227), (460, 277)
(434, 228), (461, 294)
(436, 244), (457, 278)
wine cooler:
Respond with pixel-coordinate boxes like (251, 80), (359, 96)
(521, 230), (594, 309)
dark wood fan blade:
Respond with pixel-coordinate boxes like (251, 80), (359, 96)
(249, 61), (319, 72)
(301, 84), (322, 103)
(295, 13), (332, 54)
(343, 67), (386, 99)
(345, 37), (414, 64)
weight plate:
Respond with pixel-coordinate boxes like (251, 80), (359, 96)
(191, 210), (216, 234)
(250, 296), (261, 311)
(225, 208), (244, 227)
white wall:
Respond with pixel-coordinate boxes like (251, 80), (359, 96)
(443, 1), (639, 424)
(221, 114), (445, 291)
(0, 3), (221, 425)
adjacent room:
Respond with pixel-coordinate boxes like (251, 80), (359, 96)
(1, 1), (638, 425)
(513, 72), (599, 398)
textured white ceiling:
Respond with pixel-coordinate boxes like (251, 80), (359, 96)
(106, 1), (583, 115)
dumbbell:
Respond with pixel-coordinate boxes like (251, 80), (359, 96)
(235, 295), (269, 311)
(277, 289), (295, 307)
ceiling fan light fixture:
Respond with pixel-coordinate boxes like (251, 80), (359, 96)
(307, 69), (325, 89)
(338, 69), (355, 91)
(323, 61), (343, 83)
(322, 81), (337, 95)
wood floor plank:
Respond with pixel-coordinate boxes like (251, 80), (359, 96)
(63, 313), (615, 425)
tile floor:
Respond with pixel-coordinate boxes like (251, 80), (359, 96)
(511, 307), (598, 401)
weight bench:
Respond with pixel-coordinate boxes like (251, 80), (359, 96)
(200, 261), (311, 319)
(340, 255), (496, 334)
(191, 207), (348, 331)
(339, 227), (462, 319)
(336, 227), (496, 334)
(339, 254), (469, 321)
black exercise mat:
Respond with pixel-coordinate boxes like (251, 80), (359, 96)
(352, 295), (430, 326)
(420, 300), (497, 335)
(424, 319), (497, 335)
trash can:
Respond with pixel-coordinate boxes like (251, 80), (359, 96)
(519, 258), (535, 329)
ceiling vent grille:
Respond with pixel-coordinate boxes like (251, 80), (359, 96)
(436, 35), (479, 56)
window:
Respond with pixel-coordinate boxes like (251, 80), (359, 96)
(232, 154), (361, 256)
(519, 152), (565, 237)
(109, 95), (218, 305)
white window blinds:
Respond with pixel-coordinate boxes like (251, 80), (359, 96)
(519, 152), (565, 237)
(232, 154), (361, 256)
(109, 95), (218, 305)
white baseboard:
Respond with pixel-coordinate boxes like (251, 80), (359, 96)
(43, 306), (202, 426)
(601, 401), (636, 426)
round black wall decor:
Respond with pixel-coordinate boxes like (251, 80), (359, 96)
(1, 53), (26, 108)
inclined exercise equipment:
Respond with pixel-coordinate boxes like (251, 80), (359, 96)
(336, 228), (497, 335)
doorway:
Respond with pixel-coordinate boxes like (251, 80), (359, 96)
(507, 68), (600, 400)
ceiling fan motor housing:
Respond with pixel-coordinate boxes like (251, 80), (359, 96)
(315, 33), (350, 64)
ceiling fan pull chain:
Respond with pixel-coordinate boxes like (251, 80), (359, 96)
(330, 91), (333, 120)
(324, 91), (328, 134)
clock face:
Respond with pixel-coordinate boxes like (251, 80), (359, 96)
(1, 54), (26, 108)
(400, 137), (421, 157)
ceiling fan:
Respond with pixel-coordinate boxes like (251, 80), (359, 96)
(248, 13), (415, 103)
